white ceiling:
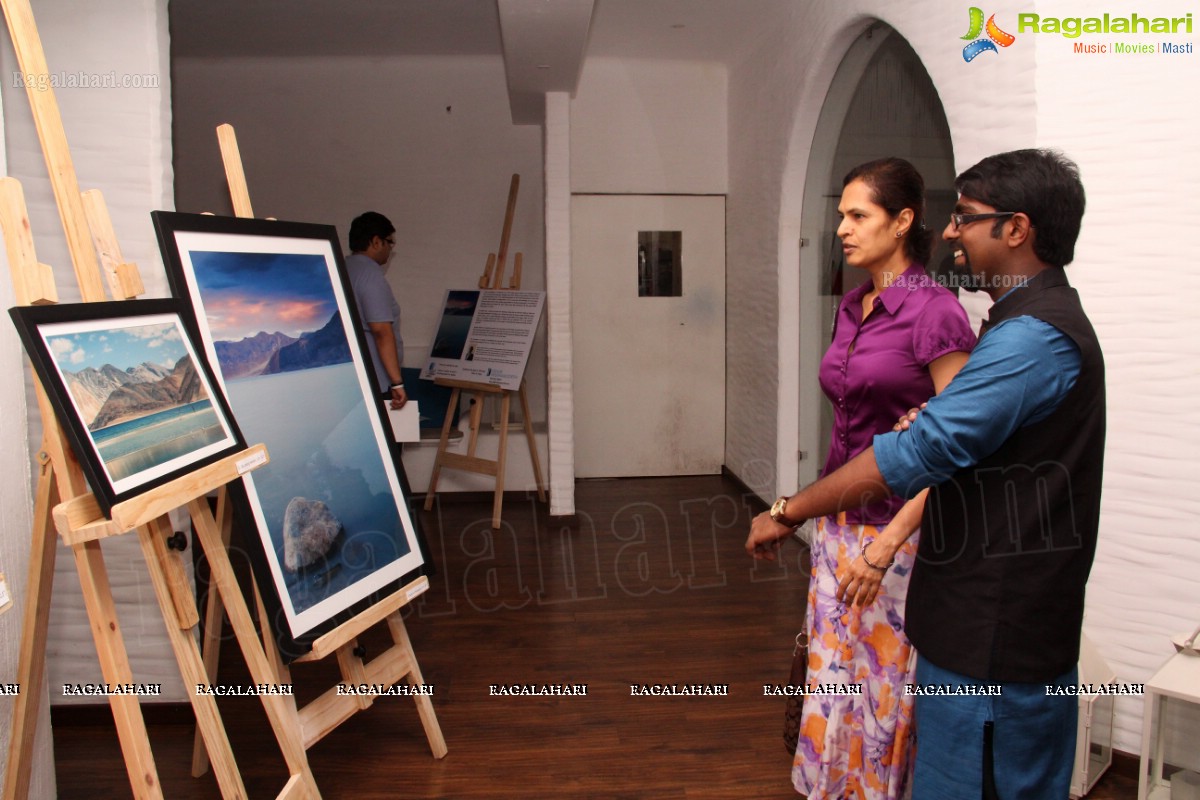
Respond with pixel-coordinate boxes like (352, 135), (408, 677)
(169, 0), (794, 122)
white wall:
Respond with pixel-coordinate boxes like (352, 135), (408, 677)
(172, 54), (548, 422)
(571, 57), (727, 194)
(1032, 0), (1200, 765)
(726, 0), (1200, 757)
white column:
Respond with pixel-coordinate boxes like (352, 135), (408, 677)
(543, 92), (574, 515)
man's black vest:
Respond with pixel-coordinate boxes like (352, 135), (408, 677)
(905, 268), (1105, 683)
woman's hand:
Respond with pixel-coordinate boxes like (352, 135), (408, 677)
(893, 402), (927, 432)
(745, 511), (793, 560)
(836, 538), (896, 607)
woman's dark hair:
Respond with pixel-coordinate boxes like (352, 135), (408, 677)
(954, 149), (1085, 267)
(348, 211), (395, 253)
(843, 157), (933, 266)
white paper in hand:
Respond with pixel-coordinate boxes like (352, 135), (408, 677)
(389, 401), (421, 442)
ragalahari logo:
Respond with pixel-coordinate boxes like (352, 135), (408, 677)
(961, 7), (1016, 61)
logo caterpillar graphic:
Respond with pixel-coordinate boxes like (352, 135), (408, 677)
(961, 7), (1016, 61)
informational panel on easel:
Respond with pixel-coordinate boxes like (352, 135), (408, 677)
(420, 289), (545, 391)
(153, 211), (430, 661)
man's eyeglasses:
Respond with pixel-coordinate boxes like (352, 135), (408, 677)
(949, 211), (1015, 231)
(384, 237), (396, 246)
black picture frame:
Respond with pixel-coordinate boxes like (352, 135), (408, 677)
(8, 299), (245, 517)
(152, 211), (428, 662)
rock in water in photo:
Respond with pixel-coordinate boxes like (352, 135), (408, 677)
(282, 497), (343, 572)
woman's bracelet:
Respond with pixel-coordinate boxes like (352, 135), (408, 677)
(861, 542), (894, 572)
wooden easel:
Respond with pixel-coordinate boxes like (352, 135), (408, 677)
(187, 124), (446, 776)
(0, 1), (322, 795)
(423, 174), (547, 529)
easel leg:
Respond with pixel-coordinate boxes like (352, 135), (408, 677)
(192, 489), (233, 777)
(518, 384), (547, 502)
(2, 459), (58, 800)
(137, 518), (247, 799)
(188, 498), (320, 798)
(424, 387), (462, 509)
(466, 390), (484, 458)
(492, 393), (512, 529)
(251, 576), (301, 733)
(71, 539), (163, 799)
(385, 613), (447, 758)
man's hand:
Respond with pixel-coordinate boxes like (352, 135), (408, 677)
(389, 385), (408, 410)
(745, 511), (793, 561)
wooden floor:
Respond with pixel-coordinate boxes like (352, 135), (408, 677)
(51, 475), (1138, 798)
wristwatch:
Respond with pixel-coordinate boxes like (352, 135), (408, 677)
(769, 495), (801, 528)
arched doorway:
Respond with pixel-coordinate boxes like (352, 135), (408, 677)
(796, 24), (956, 483)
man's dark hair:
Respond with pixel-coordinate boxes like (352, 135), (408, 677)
(348, 211), (395, 253)
(843, 157), (933, 266)
(955, 149), (1085, 267)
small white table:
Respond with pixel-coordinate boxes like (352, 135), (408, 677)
(1138, 650), (1200, 800)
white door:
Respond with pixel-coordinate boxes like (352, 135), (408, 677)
(571, 194), (725, 477)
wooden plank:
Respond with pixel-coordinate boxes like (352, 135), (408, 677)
(432, 377), (506, 394)
(191, 489), (233, 777)
(490, 174), (520, 289)
(71, 540), (163, 798)
(335, 643), (372, 712)
(510, 251), (523, 289)
(81, 188), (145, 300)
(147, 516), (198, 630)
(519, 382), (547, 502)
(188, 497), (321, 798)
(276, 774), (308, 800)
(387, 613), (448, 759)
(478, 252), (496, 289)
(216, 124), (254, 219)
(0, 0), (107, 302)
(0, 178), (57, 305)
(424, 387), (462, 509)
(108, 444), (269, 534)
(52, 492), (122, 543)
(297, 641), (415, 750)
(436, 451), (500, 477)
(51, 445), (269, 546)
(298, 577), (429, 662)
(1, 458), (58, 800)
(136, 522), (246, 799)
(492, 392), (512, 528)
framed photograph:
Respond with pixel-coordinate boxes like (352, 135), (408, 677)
(152, 212), (427, 661)
(8, 299), (244, 517)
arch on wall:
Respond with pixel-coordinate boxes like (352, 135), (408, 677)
(793, 23), (955, 485)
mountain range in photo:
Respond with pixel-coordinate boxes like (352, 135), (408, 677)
(212, 311), (352, 380)
(66, 356), (205, 431)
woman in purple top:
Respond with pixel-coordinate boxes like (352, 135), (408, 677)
(788, 158), (975, 799)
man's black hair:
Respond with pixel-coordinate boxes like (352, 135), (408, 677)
(955, 149), (1085, 267)
(348, 211), (395, 253)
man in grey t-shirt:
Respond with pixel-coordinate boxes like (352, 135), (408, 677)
(346, 211), (407, 409)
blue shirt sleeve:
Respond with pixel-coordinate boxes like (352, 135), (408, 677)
(874, 315), (1082, 499)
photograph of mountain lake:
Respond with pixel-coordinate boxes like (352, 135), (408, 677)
(171, 239), (419, 637)
(42, 317), (232, 488)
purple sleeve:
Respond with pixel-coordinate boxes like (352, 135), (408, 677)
(912, 292), (976, 366)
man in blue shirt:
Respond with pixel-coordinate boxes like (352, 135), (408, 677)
(749, 149), (1104, 799)
(346, 211), (407, 409)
